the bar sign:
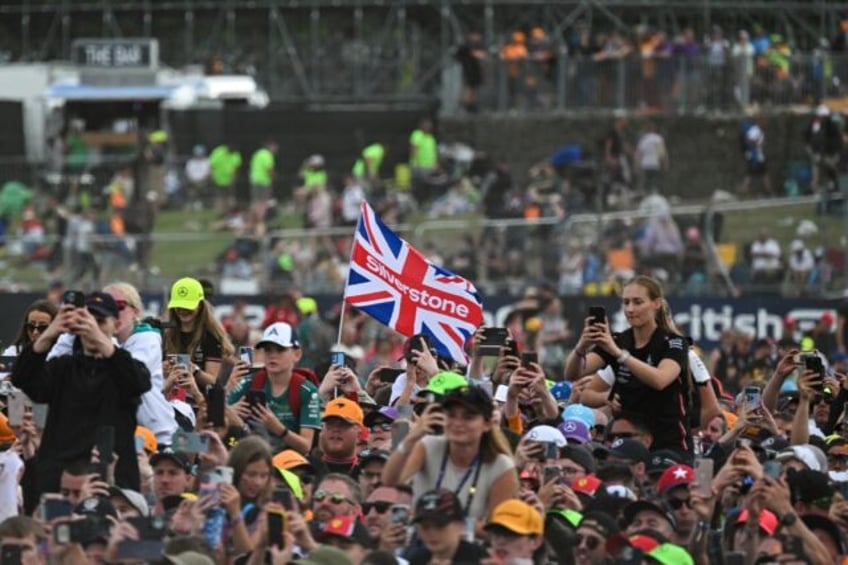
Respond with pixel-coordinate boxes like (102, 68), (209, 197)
(72, 39), (159, 69)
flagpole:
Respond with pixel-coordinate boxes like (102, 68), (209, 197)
(337, 202), (366, 345)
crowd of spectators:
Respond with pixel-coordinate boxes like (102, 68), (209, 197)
(0, 274), (847, 564)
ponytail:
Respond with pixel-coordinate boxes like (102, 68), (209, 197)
(656, 299), (683, 336)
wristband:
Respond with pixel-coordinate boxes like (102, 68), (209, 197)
(279, 426), (289, 439)
(617, 350), (631, 364)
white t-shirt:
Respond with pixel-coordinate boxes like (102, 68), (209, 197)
(789, 248), (814, 273)
(185, 158), (210, 184)
(637, 132), (666, 170)
(750, 238), (781, 271)
(341, 184), (366, 223)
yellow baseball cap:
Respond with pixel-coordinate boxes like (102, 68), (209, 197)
(485, 499), (544, 536)
(322, 398), (364, 427)
(168, 277), (204, 310)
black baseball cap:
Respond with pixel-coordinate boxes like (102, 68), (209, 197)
(150, 450), (194, 474)
(413, 489), (466, 525)
(608, 438), (650, 464)
(441, 386), (494, 420)
(622, 499), (677, 530)
(86, 292), (120, 318)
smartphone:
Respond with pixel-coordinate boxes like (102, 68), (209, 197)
(521, 352), (538, 369)
(239, 346), (254, 366)
(134, 435), (145, 454)
(379, 368), (404, 384)
(247, 390), (267, 408)
(804, 354), (825, 376)
(206, 385), (226, 427)
(744, 386), (761, 408)
(390, 504), (410, 525)
(763, 460), (782, 480)
(544, 465), (563, 485)
(479, 327), (509, 356)
(330, 352), (347, 368)
(215, 358), (234, 389)
(544, 442), (559, 460)
(176, 354), (192, 368)
(273, 487), (295, 511)
(391, 420), (411, 450)
(62, 290), (85, 308)
(95, 426), (115, 482)
(172, 430), (210, 454)
(7, 390), (25, 427)
(405, 334), (432, 362)
(504, 338), (519, 359)
(40, 496), (73, 521)
(117, 517), (167, 560)
(126, 515), (168, 540)
(693, 458), (714, 498)
(267, 509), (287, 549)
(588, 306), (607, 325)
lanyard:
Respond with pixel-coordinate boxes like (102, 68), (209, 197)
(435, 446), (482, 513)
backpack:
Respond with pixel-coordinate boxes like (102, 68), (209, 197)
(249, 367), (319, 423)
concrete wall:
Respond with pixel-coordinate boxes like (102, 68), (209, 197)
(440, 112), (816, 198)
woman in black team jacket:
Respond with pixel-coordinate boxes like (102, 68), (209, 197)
(564, 275), (690, 455)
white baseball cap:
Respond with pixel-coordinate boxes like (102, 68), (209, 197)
(776, 444), (828, 473)
(256, 322), (300, 349)
(524, 425), (567, 447)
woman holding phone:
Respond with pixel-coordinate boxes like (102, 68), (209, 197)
(3, 299), (58, 356)
(164, 277), (234, 387)
(564, 275), (690, 455)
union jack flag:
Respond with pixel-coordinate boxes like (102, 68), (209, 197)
(344, 201), (484, 362)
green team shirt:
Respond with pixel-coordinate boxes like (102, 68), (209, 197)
(410, 129), (437, 169)
(228, 374), (321, 451)
(303, 169), (328, 188)
(250, 147), (275, 186)
(352, 143), (385, 178)
(209, 146), (242, 187)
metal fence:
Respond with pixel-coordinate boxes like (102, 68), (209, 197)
(442, 51), (848, 115)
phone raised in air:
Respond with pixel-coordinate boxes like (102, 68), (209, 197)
(521, 352), (538, 369)
(267, 509), (287, 549)
(693, 457), (714, 498)
(744, 386), (761, 408)
(588, 306), (607, 325)
(378, 368), (404, 384)
(478, 327), (509, 356)
(62, 290), (86, 308)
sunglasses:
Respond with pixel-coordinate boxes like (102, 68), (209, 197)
(313, 490), (352, 505)
(608, 431), (640, 440)
(369, 423), (393, 432)
(362, 501), (393, 514)
(577, 534), (602, 550)
(666, 498), (693, 510)
(26, 323), (49, 332)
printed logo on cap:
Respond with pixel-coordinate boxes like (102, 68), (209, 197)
(177, 286), (189, 297)
(611, 438), (625, 449)
(563, 421), (578, 433)
(268, 327), (279, 336)
(527, 429), (540, 441)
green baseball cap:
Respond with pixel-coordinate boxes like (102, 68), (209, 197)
(422, 371), (468, 396)
(547, 508), (583, 528)
(648, 543), (695, 565)
(168, 277), (204, 310)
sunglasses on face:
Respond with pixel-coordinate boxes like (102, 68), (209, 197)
(577, 534), (602, 550)
(362, 501), (392, 514)
(608, 431), (640, 441)
(369, 423), (392, 432)
(666, 497), (693, 510)
(313, 490), (351, 505)
(26, 323), (49, 332)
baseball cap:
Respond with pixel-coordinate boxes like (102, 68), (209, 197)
(579, 511), (620, 538)
(75, 496), (118, 520)
(524, 425), (568, 447)
(108, 487), (150, 517)
(571, 475), (602, 497)
(358, 449), (390, 465)
(364, 406), (398, 428)
(165, 551), (215, 565)
(0, 413), (16, 444)
(735, 509), (778, 536)
(485, 499), (544, 536)
(272, 449), (314, 473)
(168, 277), (204, 310)
(561, 445), (596, 474)
(296, 297), (318, 315)
(135, 426), (157, 454)
(562, 404), (595, 428)
(150, 450), (194, 473)
(413, 488), (465, 525)
(646, 449), (684, 477)
(608, 438), (650, 464)
(776, 444), (828, 472)
(550, 381), (572, 401)
(256, 322), (300, 349)
(656, 464), (694, 495)
(422, 372), (468, 396)
(86, 292), (120, 318)
(317, 515), (373, 547)
(292, 546), (353, 565)
(322, 398), (364, 427)
(441, 386), (494, 419)
(622, 499), (677, 530)
(546, 508), (583, 529)
(559, 419), (590, 444)
(787, 469), (834, 507)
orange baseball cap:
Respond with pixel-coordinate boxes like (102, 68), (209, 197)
(0, 413), (15, 444)
(135, 426), (157, 454)
(322, 398), (364, 427)
(272, 449), (314, 472)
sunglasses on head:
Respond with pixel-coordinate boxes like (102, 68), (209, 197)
(666, 497), (693, 510)
(26, 323), (49, 332)
(313, 490), (351, 505)
(577, 534), (602, 550)
(115, 299), (128, 311)
(362, 501), (392, 514)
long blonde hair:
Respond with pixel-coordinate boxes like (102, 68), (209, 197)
(164, 299), (234, 358)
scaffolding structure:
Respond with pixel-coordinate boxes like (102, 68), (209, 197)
(2, 1), (848, 103)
